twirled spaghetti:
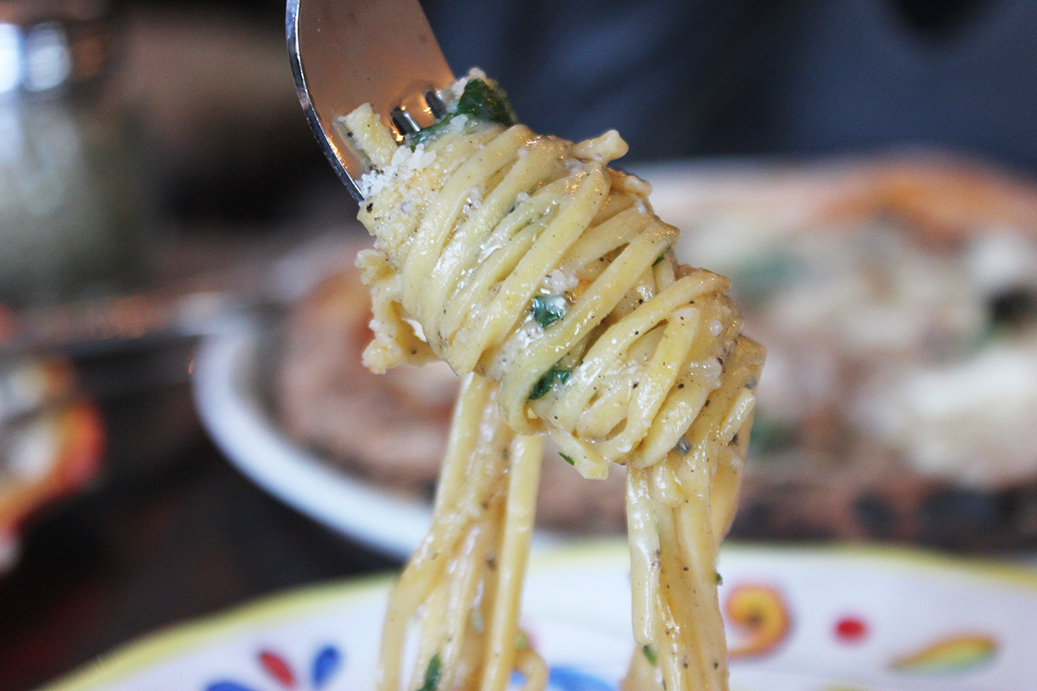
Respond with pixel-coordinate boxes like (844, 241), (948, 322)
(342, 73), (764, 691)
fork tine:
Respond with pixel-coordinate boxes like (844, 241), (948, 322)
(425, 89), (449, 120)
(390, 107), (421, 136)
(287, 0), (455, 199)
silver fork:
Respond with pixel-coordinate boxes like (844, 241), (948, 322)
(286, 0), (455, 200)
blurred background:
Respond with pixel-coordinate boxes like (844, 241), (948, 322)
(3, 0), (1037, 689)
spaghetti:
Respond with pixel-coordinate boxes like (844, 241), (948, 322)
(343, 72), (764, 691)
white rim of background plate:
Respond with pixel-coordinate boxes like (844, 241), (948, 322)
(192, 314), (433, 559)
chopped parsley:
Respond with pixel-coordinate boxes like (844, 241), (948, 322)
(729, 251), (800, 308)
(418, 653), (442, 691)
(529, 367), (572, 400)
(408, 118), (451, 149)
(409, 78), (518, 148)
(454, 78), (518, 126)
(715, 572), (723, 585)
(532, 294), (567, 328)
(642, 644), (658, 667)
(748, 411), (798, 454)
(559, 452), (576, 466)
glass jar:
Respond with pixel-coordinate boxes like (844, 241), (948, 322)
(0, 0), (145, 308)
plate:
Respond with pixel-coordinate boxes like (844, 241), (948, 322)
(38, 541), (1037, 691)
(196, 156), (1037, 555)
(193, 312), (435, 559)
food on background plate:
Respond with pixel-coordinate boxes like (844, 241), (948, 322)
(277, 265), (456, 493)
(664, 153), (1037, 547)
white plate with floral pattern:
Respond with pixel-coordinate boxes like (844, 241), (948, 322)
(38, 541), (1037, 691)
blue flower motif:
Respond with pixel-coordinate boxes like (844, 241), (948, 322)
(311, 646), (342, 689)
(205, 644), (343, 691)
(547, 666), (614, 691)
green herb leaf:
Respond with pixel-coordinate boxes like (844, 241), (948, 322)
(729, 251), (800, 308)
(455, 78), (518, 126)
(529, 370), (555, 400)
(528, 368), (573, 400)
(715, 572), (723, 585)
(408, 79), (518, 149)
(418, 654), (442, 691)
(559, 453), (576, 466)
(652, 252), (667, 267)
(748, 411), (798, 454)
(642, 644), (658, 667)
(408, 119), (453, 149)
(532, 294), (567, 328)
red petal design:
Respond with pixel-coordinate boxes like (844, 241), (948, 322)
(835, 616), (869, 642)
(259, 650), (296, 688)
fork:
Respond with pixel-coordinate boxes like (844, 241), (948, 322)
(286, 0), (455, 200)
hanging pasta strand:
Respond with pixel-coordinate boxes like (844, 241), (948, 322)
(350, 72), (764, 691)
(376, 373), (547, 691)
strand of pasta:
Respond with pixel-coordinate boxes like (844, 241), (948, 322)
(480, 432), (544, 691)
(377, 373), (547, 691)
(376, 374), (505, 691)
(624, 335), (760, 691)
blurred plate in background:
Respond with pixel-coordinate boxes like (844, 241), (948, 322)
(196, 154), (1037, 554)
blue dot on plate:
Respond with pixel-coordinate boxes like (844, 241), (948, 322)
(547, 667), (614, 691)
(311, 645), (343, 689)
(206, 682), (258, 691)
